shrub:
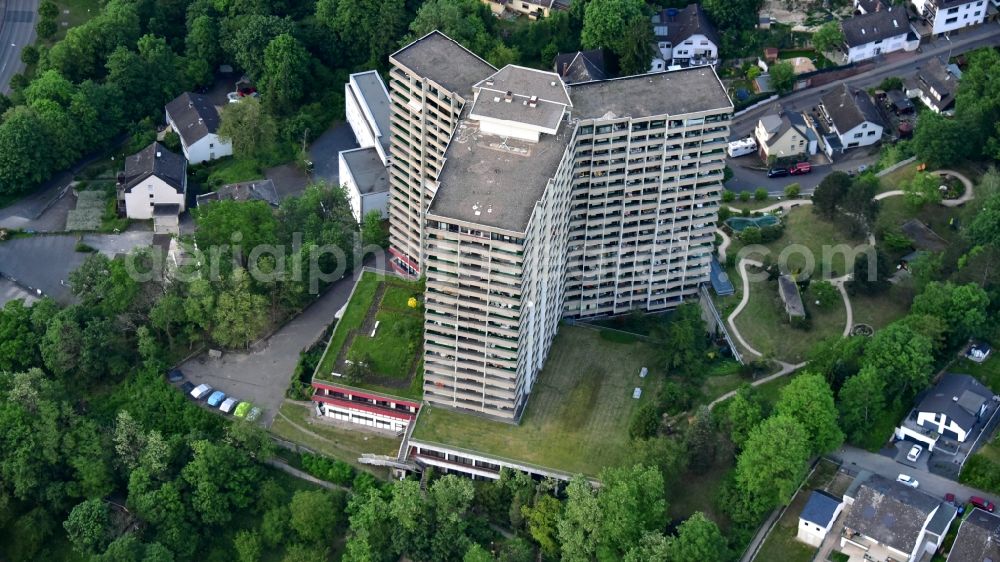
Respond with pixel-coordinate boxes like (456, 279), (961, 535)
(740, 226), (762, 244)
(36, 18), (57, 39)
(759, 223), (784, 242)
(784, 183), (801, 198)
(20, 46), (39, 66)
(629, 403), (660, 439)
(74, 242), (96, 253)
(657, 381), (701, 415)
(754, 188), (768, 201)
(718, 206), (733, 221)
(739, 191), (751, 202)
(301, 453), (356, 486)
(722, 190), (736, 203)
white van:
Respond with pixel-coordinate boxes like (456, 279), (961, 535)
(727, 137), (758, 158)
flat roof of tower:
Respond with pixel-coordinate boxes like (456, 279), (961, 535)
(427, 115), (571, 233)
(391, 31), (496, 96)
(569, 66), (733, 119)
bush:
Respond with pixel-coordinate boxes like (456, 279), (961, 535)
(739, 191), (751, 202)
(301, 453), (356, 486)
(20, 46), (39, 66)
(74, 242), (96, 253)
(784, 183), (801, 198)
(657, 381), (701, 415)
(36, 18), (57, 39)
(759, 223), (784, 242)
(754, 188), (768, 201)
(740, 226), (762, 244)
(960, 455), (1000, 494)
(39, 0), (59, 19)
(629, 403), (660, 439)
(722, 190), (736, 203)
(162, 130), (181, 153)
(718, 206), (733, 221)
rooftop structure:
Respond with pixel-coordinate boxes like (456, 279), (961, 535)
(652, 4), (721, 46)
(821, 84), (886, 134)
(553, 49), (608, 84)
(947, 509), (1000, 562)
(905, 56), (960, 114)
(568, 67), (730, 119)
(196, 179), (280, 207)
(165, 92), (222, 147)
(802, 490), (844, 528)
(121, 142), (186, 193)
(779, 275), (806, 319)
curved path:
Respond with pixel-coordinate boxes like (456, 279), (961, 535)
(717, 228), (732, 262)
(727, 258), (765, 358)
(708, 359), (808, 410)
(937, 169), (974, 207)
(830, 274), (854, 338)
(726, 198), (813, 215)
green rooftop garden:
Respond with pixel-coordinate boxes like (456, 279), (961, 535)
(411, 325), (663, 477)
(313, 271), (424, 401)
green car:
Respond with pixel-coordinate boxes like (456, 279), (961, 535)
(234, 402), (253, 418)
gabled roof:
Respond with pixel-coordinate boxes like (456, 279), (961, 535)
(821, 84), (885, 133)
(196, 179), (280, 207)
(906, 57), (959, 112)
(916, 373), (994, 431)
(553, 49), (608, 84)
(843, 475), (940, 554)
(165, 92), (222, 147)
(390, 30), (496, 97)
(947, 509), (1000, 562)
(651, 4), (721, 47)
(121, 143), (186, 194)
(842, 7), (908, 48)
(801, 490), (843, 527)
(855, 0), (888, 14)
(759, 108), (816, 146)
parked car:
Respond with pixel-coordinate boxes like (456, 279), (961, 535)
(219, 397), (240, 414)
(234, 402), (253, 418)
(789, 162), (812, 175)
(207, 390), (227, 408)
(970, 496), (996, 512)
(190, 383), (213, 400)
(167, 369), (184, 383)
(907, 444), (923, 462)
(896, 474), (919, 488)
(767, 167), (789, 178)
(180, 381), (196, 395)
(247, 407), (262, 422)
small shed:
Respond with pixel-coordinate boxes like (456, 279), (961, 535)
(778, 275), (806, 320)
(798, 490), (845, 547)
(887, 90), (915, 115)
(764, 47), (779, 61)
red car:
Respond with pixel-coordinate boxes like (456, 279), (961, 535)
(970, 496), (995, 512)
(789, 162), (812, 175)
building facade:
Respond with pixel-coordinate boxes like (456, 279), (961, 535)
(387, 32), (732, 421)
(164, 92), (232, 165)
(911, 0), (988, 35)
(842, 6), (911, 63)
(118, 142), (187, 220)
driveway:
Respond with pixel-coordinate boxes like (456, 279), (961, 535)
(0, 276), (36, 306)
(174, 251), (389, 427)
(831, 445), (996, 504)
(0, 232), (153, 304)
(308, 122), (359, 187)
(0, 0), (39, 94)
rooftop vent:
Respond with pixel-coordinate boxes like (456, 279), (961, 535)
(493, 96), (501, 103)
(953, 396), (959, 402)
(486, 78), (494, 86)
(528, 95), (538, 108)
(550, 81), (557, 87)
(156, 151), (162, 158)
(504, 91), (513, 103)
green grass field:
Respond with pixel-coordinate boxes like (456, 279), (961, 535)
(313, 272), (423, 400)
(411, 325), (662, 476)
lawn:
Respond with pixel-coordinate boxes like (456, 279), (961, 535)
(878, 162), (918, 193)
(779, 49), (836, 69)
(730, 207), (867, 279)
(755, 459), (842, 562)
(313, 272), (424, 400)
(269, 401), (401, 473)
(411, 325), (662, 477)
(848, 284), (914, 330)
(953, 356), (1000, 394)
(733, 276), (847, 362)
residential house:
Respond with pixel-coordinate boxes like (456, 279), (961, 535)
(196, 179), (280, 207)
(841, 4), (912, 63)
(895, 373), (996, 450)
(481, 0), (569, 19)
(754, 108), (818, 160)
(553, 49), (608, 84)
(819, 84), (885, 155)
(341, 71), (391, 223)
(650, 4), (720, 70)
(117, 142), (187, 222)
(946, 508), (1000, 562)
(841, 474), (957, 562)
(905, 56), (961, 114)
(911, 0), (988, 35)
(164, 92), (232, 165)
(798, 490), (845, 547)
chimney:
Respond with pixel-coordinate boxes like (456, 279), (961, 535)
(188, 101), (193, 108)
(198, 118), (203, 124)
(528, 95), (538, 108)
(562, 62), (568, 76)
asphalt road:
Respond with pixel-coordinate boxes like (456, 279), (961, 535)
(0, 0), (39, 95)
(832, 445), (996, 505)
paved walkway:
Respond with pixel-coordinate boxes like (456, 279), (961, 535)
(830, 274), (854, 338)
(717, 229), (732, 262)
(726, 198), (813, 215)
(264, 458), (349, 492)
(727, 258), (765, 358)
(708, 359), (807, 410)
(938, 169), (974, 207)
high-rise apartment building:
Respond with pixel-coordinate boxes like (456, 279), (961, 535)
(388, 32), (733, 421)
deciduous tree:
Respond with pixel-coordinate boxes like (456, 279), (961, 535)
(838, 365), (886, 443)
(735, 415), (810, 518)
(812, 21), (844, 53)
(775, 373), (844, 454)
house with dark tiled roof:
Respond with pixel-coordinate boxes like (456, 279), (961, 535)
(798, 490), (844, 547)
(165, 92), (232, 164)
(947, 508), (1000, 562)
(650, 4), (720, 70)
(905, 56), (961, 114)
(911, 0), (988, 35)
(842, 4), (913, 63)
(117, 142), (187, 222)
(481, 0), (568, 19)
(553, 49), (608, 84)
(895, 373), (996, 450)
(841, 474), (957, 562)
(819, 84), (886, 155)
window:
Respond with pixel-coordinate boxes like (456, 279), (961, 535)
(854, 133), (863, 139)
(946, 16), (958, 23)
(867, 130), (876, 136)
(209, 143), (214, 148)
